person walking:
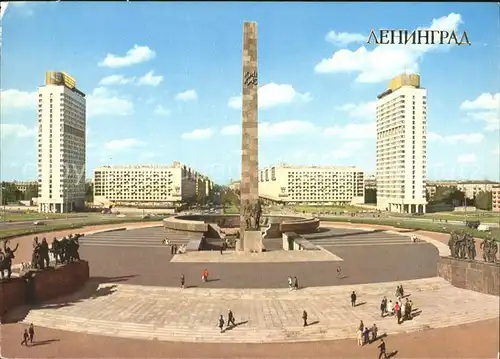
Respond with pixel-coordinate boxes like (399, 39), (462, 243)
(351, 291), (357, 307)
(302, 310), (308, 327)
(293, 276), (299, 290)
(20, 329), (29, 346)
(180, 274), (185, 289)
(378, 339), (387, 359)
(380, 299), (386, 317)
(371, 323), (378, 342)
(227, 309), (236, 327)
(218, 315), (225, 333)
(287, 276), (293, 290)
(28, 323), (35, 344)
(356, 328), (363, 346)
(336, 265), (342, 278)
(202, 268), (209, 282)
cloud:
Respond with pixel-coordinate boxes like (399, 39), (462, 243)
(6, 2), (35, 17)
(0, 89), (36, 110)
(175, 89), (198, 102)
(153, 105), (171, 116)
(324, 122), (376, 139)
(98, 45), (156, 68)
(221, 125), (241, 136)
(228, 83), (312, 110)
(338, 101), (377, 119)
(459, 93), (499, 111)
(325, 31), (365, 46)
(460, 93), (499, 132)
(220, 120), (317, 137)
(139, 151), (156, 160)
(104, 138), (145, 151)
(136, 70), (163, 86)
(0, 123), (35, 139)
(456, 153), (476, 164)
(428, 132), (485, 144)
(314, 13), (463, 83)
(181, 128), (213, 140)
(87, 87), (134, 118)
(98, 75), (135, 86)
(329, 141), (366, 159)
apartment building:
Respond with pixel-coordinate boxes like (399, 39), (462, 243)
(37, 71), (86, 213)
(426, 180), (500, 200)
(229, 180), (241, 192)
(93, 162), (210, 206)
(376, 73), (428, 214)
(12, 180), (38, 193)
(492, 184), (500, 212)
(365, 174), (377, 189)
(258, 164), (365, 205)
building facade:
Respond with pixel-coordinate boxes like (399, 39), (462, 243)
(492, 184), (500, 212)
(37, 71), (86, 213)
(93, 162), (211, 206)
(426, 180), (500, 201)
(258, 164), (365, 205)
(376, 74), (428, 214)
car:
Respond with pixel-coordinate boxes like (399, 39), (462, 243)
(33, 221), (44, 226)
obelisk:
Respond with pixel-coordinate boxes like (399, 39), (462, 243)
(238, 22), (263, 252)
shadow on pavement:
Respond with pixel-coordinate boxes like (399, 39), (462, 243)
(3, 275), (139, 323)
(31, 338), (61, 347)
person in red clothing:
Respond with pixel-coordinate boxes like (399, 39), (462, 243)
(202, 268), (209, 282)
(394, 302), (402, 324)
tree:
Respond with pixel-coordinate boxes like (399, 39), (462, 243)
(220, 187), (239, 208)
(196, 190), (206, 206)
(474, 191), (492, 211)
(364, 188), (377, 204)
(0, 182), (21, 205)
(23, 183), (38, 201)
(431, 186), (465, 205)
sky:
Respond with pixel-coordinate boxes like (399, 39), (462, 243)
(1, 2), (499, 185)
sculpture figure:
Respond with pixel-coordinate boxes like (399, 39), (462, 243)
(481, 238), (498, 263)
(448, 231), (476, 261)
(253, 200), (262, 229)
(0, 240), (19, 279)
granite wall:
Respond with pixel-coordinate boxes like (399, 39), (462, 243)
(437, 256), (499, 296)
(0, 260), (90, 319)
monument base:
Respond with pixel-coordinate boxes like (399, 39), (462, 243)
(242, 230), (264, 252)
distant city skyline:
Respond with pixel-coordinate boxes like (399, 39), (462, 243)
(1, 2), (498, 184)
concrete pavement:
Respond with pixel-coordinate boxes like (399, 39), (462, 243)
(11, 277), (499, 344)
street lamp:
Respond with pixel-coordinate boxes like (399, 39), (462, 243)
(1, 186), (5, 222)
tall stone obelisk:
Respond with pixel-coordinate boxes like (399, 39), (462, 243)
(238, 22), (263, 252)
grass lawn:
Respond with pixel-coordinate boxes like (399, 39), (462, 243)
(0, 217), (163, 240)
(223, 206), (240, 214)
(293, 205), (367, 213)
(420, 212), (500, 223)
(321, 216), (500, 241)
(1, 211), (90, 222)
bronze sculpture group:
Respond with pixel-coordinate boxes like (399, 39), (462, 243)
(448, 231), (498, 263)
(448, 231), (476, 260)
(0, 240), (19, 279)
(480, 237), (498, 263)
(30, 233), (82, 270)
(243, 199), (262, 230)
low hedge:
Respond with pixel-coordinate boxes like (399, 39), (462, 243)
(320, 216), (500, 241)
(0, 217), (163, 240)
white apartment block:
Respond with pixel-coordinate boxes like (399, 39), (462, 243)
(37, 71), (86, 213)
(259, 164), (365, 205)
(93, 162), (210, 206)
(376, 74), (428, 214)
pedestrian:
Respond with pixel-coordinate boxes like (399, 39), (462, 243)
(293, 276), (299, 290)
(202, 268), (209, 282)
(180, 274), (185, 289)
(400, 284), (404, 297)
(28, 323), (35, 343)
(351, 291), (357, 307)
(356, 328), (363, 346)
(382, 296), (388, 315)
(20, 329), (29, 346)
(380, 299), (385, 317)
(287, 276), (293, 290)
(174, 244), (178, 254)
(363, 326), (370, 345)
(395, 302), (402, 324)
(378, 338), (387, 359)
(336, 265), (342, 278)
(227, 309), (236, 327)
(302, 310), (308, 327)
(358, 320), (364, 332)
(371, 323), (378, 342)
(218, 315), (225, 333)
(388, 300), (393, 315)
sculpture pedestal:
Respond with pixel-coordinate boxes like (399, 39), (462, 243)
(242, 230), (264, 252)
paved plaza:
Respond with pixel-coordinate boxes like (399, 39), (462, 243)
(7, 277), (499, 344)
(78, 226), (439, 287)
